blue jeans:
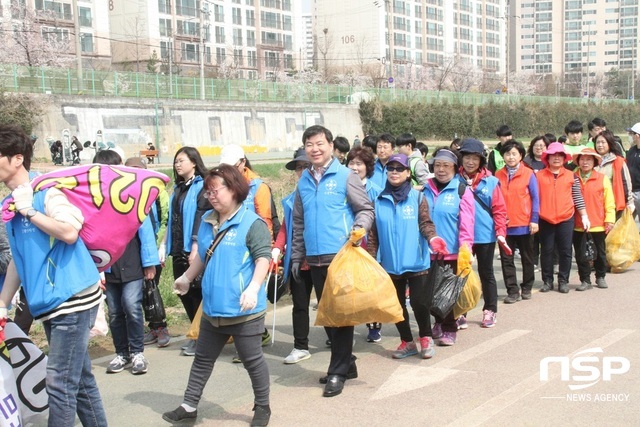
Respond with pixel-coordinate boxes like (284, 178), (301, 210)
(43, 304), (107, 427)
(105, 278), (145, 356)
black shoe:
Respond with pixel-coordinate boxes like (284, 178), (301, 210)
(319, 360), (358, 384)
(521, 290), (532, 300)
(558, 283), (569, 293)
(323, 375), (345, 397)
(250, 405), (271, 427)
(540, 282), (553, 293)
(503, 294), (521, 304)
(325, 339), (332, 347)
(162, 406), (197, 423)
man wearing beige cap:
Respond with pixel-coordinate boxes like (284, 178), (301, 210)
(626, 123), (640, 219)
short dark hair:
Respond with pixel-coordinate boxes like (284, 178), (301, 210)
(416, 142), (429, 157)
(362, 135), (379, 152)
(333, 136), (350, 153)
(378, 133), (396, 148)
(496, 125), (513, 138)
(205, 164), (249, 203)
(499, 140), (526, 158)
(302, 125), (333, 144)
(396, 133), (416, 149)
(173, 146), (208, 183)
(564, 120), (583, 135)
(587, 117), (607, 131)
(93, 150), (122, 165)
(595, 129), (623, 157)
(544, 133), (557, 143)
(558, 135), (567, 144)
(346, 146), (376, 178)
(0, 124), (33, 170)
(527, 135), (550, 159)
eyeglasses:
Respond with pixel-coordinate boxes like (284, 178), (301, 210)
(204, 186), (226, 198)
(295, 164), (308, 172)
(387, 166), (407, 173)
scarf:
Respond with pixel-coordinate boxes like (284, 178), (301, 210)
(383, 180), (412, 204)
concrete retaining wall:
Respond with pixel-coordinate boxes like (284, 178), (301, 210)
(33, 96), (363, 162)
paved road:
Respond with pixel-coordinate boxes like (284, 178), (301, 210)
(92, 259), (639, 426)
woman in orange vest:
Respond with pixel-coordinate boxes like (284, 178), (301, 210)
(537, 143), (590, 294)
(572, 148), (616, 291)
(495, 140), (540, 303)
(594, 130), (634, 220)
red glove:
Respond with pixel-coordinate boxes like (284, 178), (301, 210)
(0, 317), (6, 344)
(497, 236), (513, 256)
(429, 236), (449, 255)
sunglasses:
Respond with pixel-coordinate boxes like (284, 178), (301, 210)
(387, 166), (407, 173)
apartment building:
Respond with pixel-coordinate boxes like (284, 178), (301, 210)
(312, 0), (507, 84)
(510, 0), (639, 96)
(301, 13), (314, 69)
(0, 0), (111, 68)
(109, 0), (303, 79)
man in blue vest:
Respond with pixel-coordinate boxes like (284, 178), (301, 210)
(291, 125), (374, 398)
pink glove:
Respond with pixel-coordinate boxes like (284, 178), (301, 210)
(429, 236), (449, 255)
(497, 236), (513, 256)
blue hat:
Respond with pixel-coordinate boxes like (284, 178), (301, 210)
(387, 153), (409, 168)
(459, 138), (486, 156)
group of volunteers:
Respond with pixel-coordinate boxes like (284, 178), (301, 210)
(0, 116), (637, 427)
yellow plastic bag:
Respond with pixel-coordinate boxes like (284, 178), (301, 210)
(605, 208), (640, 273)
(315, 228), (404, 327)
(186, 303), (203, 339)
(454, 244), (481, 318)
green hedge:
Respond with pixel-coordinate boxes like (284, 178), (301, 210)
(360, 99), (640, 141)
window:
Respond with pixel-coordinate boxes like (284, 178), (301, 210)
(246, 10), (255, 26)
(261, 31), (281, 46)
(159, 18), (172, 36)
(234, 48), (243, 65)
(247, 50), (257, 67)
(177, 20), (199, 36)
(158, 0), (171, 14)
(35, 0), (72, 20)
(232, 7), (241, 25)
(216, 47), (225, 63)
(160, 41), (173, 59)
(233, 28), (242, 45)
(284, 34), (292, 50)
(261, 11), (281, 29)
(215, 26), (225, 43)
(284, 53), (293, 69)
(283, 15), (292, 31)
(214, 4), (224, 22)
(176, 0), (197, 17)
(41, 26), (69, 42)
(247, 30), (255, 46)
(182, 42), (198, 61)
(79, 7), (91, 27)
(265, 51), (280, 68)
(80, 33), (93, 52)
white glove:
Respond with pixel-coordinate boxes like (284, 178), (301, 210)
(12, 183), (34, 211)
(581, 215), (591, 232)
(629, 204), (636, 214)
(239, 283), (260, 312)
(173, 273), (190, 295)
(158, 243), (166, 263)
(271, 247), (281, 261)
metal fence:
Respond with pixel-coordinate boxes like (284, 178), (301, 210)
(0, 64), (633, 106)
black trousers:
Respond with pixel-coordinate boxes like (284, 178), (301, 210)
(172, 253), (203, 323)
(290, 269), (314, 350)
(472, 242), (498, 312)
(572, 230), (607, 282)
(500, 234), (535, 295)
(539, 217), (574, 285)
(309, 265), (354, 378)
(392, 273), (432, 341)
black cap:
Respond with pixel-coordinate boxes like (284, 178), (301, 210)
(285, 148), (309, 171)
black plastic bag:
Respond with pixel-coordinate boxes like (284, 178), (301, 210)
(581, 232), (596, 262)
(142, 279), (166, 324)
(429, 260), (468, 319)
(267, 264), (288, 304)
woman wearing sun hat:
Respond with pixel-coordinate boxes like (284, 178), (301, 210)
(537, 142), (589, 294)
(571, 147), (615, 291)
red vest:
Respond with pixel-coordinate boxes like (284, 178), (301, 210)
(537, 168), (575, 224)
(496, 165), (534, 228)
(575, 171), (606, 229)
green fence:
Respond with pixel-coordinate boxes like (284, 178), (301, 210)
(0, 64), (634, 106)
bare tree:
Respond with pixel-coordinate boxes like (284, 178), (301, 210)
(118, 16), (148, 72)
(317, 28), (334, 82)
(0, 5), (73, 68)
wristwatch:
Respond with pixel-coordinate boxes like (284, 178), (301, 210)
(25, 208), (38, 221)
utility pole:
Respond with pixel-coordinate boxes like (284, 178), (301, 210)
(586, 24), (591, 98)
(200, 6), (206, 100)
(385, 0), (394, 79)
(72, 0), (83, 92)
(168, 31), (173, 98)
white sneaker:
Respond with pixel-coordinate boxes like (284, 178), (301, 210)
(131, 352), (148, 375)
(283, 348), (311, 364)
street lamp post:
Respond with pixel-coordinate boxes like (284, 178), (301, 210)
(322, 28), (328, 80)
(199, 8), (206, 100)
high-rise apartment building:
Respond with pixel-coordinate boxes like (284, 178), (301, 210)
(312, 0), (507, 85)
(301, 13), (314, 69)
(510, 1), (638, 96)
(0, 0), (111, 68)
(109, 0), (303, 79)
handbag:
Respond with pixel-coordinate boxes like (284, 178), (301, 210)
(142, 279), (167, 324)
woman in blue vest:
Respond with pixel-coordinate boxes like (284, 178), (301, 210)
(346, 146), (384, 343)
(368, 154), (449, 359)
(164, 164), (272, 426)
(159, 147), (211, 356)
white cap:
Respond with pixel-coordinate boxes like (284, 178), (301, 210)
(219, 144), (245, 165)
(626, 123), (640, 134)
